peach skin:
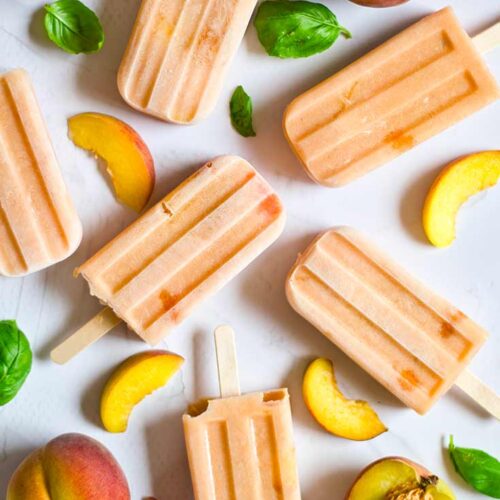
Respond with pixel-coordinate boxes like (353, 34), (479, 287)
(346, 457), (455, 500)
(101, 350), (184, 433)
(303, 358), (387, 441)
(423, 151), (500, 247)
(68, 112), (155, 212)
(7, 433), (130, 500)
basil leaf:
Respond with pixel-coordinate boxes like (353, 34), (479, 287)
(44, 0), (104, 54)
(449, 435), (500, 498)
(254, 0), (350, 59)
(230, 86), (256, 137)
(0, 320), (32, 406)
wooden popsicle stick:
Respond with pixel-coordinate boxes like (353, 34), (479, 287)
(50, 307), (122, 365)
(455, 369), (500, 420)
(473, 22), (500, 54)
(214, 325), (241, 398)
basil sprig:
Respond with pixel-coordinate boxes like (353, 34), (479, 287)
(44, 0), (104, 54)
(254, 0), (350, 58)
(0, 320), (32, 406)
(449, 435), (500, 498)
(229, 86), (256, 137)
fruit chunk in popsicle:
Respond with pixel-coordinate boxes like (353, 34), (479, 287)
(286, 228), (493, 415)
(118, 0), (257, 124)
(51, 156), (285, 364)
(0, 69), (82, 277)
(183, 326), (301, 500)
(283, 8), (500, 186)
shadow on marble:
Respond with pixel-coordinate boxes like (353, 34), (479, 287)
(446, 385), (494, 420)
(74, 0), (141, 107)
(302, 467), (360, 500)
(399, 162), (444, 245)
(80, 363), (116, 428)
(144, 409), (194, 500)
(28, 7), (56, 51)
(0, 446), (37, 498)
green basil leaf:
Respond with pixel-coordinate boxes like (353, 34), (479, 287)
(254, 0), (350, 58)
(44, 0), (104, 54)
(0, 320), (32, 406)
(230, 85), (256, 137)
(449, 435), (500, 498)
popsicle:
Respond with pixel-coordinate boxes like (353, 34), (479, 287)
(51, 156), (285, 364)
(286, 228), (499, 417)
(183, 325), (301, 500)
(283, 8), (500, 186)
(117, 0), (257, 124)
(0, 69), (82, 277)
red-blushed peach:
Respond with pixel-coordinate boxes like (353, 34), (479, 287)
(7, 433), (130, 500)
(68, 112), (155, 212)
(346, 457), (455, 499)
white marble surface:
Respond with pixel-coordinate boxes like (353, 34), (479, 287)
(1, 0), (499, 498)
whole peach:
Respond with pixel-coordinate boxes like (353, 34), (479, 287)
(7, 433), (130, 500)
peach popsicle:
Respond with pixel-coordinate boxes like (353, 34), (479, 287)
(183, 326), (301, 500)
(51, 156), (285, 364)
(284, 8), (500, 187)
(286, 228), (499, 417)
(0, 69), (82, 277)
(118, 0), (257, 124)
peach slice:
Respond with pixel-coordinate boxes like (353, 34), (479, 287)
(423, 151), (500, 247)
(101, 350), (184, 433)
(303, 358), (387, 441)
(346, 457), (455, 499)
(68, 112), (155, 212)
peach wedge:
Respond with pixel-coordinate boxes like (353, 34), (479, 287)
(303, 358), (387, 440)
(423, 151), (500, 247)
(68, 112), (155, 212)
(101, 350), (184, 433)
(346, 457), (455, 500)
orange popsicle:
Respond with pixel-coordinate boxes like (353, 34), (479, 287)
(0, 69), (82, 277)
(284, 8), (500, 186)
(286, 228), (495, 416)
(118, 0), (257, 124)
(184, 326), (301, 500)
(51, 156), (285, 363)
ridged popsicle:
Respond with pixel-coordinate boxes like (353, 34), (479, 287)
(118, 0), (257, 123)
(286, 227), (488, 414)
(77, 156), (285, 345)
(0, 69), (82, 277)
(284, 8), (500, 186)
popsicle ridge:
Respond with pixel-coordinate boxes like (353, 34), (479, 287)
(287, 228), (488, 414)
(283, 7), (500, 186)
(118, 0), (257, 123)
(77, 156), (285, 345)
(0, 69), (82, 276)
(183, 390), (300, 499)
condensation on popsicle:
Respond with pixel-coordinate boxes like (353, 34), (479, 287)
(286, 228), (489, 415)
(284, 8), (500, 187)
(0, 69), (82, 277)
(75, 156), (285, 346)
(118, 0), (257, 124)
